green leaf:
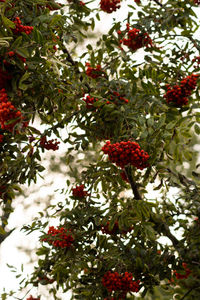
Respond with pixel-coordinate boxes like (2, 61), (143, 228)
(0, 226), (6, 235)
(19, 72), (31, 91)
(194, 124), (200, 135)
(2, 16), (15, 29)
(15, 48), (29, 59)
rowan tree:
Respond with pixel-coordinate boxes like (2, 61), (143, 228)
(1, 0), (200, 299)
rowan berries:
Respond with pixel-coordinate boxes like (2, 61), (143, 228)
(192, 56), (200, 68)
(164, 74), (199, 106)
(42, 226), (74, 248)
(102, 140), (149, 169)
(40, 136), (60, 151)
(83, 95), (98, 109)
(173, 263), (192, 280)
(83, 92), (129, 110)
(13, 17), (33, 35)
(119, 24), (153, 51)
(85, 63), (104, 79)
(72, 185), (88, 199)
(100, 0), (121, 13)
(0, 88), (22, 131)
(101, 221), (133, 235)
(102, 271), (140, 295)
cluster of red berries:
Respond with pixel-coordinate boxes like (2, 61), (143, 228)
(102, 141), (149, 169)
(107, 91), (129, 104)
(42, 226), (74, 248)
(192, 56), (200, 68)
(118, 24), (153, 52)
(101, 221), (133, 235)
(164, 74), (199, 106)
(102, 271), (140, 295)
(13, 17), (33, 35)
(0, 88), (22, 131)
(6, 50), (26, 63)
(83, 95), (98, 109)
(85, 63), (104, 79)
(100, 0), (120, 13)
(134, 0), (141, 3)
(72, 184), (88, 199)
(83, 92), (129, 110)
(174, 263), (192, 280)
(40, 136), (60, 151)
(26, 296), (40, 300)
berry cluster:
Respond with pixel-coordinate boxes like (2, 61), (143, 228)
(6, 50), (26, 63)
(86, 63), (104, 79)
(26, 296), (40, 300)
(101, 221), (133, 235)
(119, 24), (153, 52)
(0, 88), (22, 131)
(13, 17), (33, 35)
(100, 0), (121, 13)
(174, 263), (192, 280)
(83, 95), (98, 109)
(164, 74), (199, 106)
(40, 136), (60, 151)
(83, 92), (129, 110)
(102, 271), (140, 296)
(107, 91), (129, 104)
(72, 185), (88, 199)
(102, 141), (149, 169)
(192, 56), (200, 68)
(42, 226), (74, 248)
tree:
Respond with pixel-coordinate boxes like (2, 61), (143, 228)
(1, 0), (200, 299)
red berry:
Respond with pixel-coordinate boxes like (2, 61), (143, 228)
(42, 226), (74, 249)
(100, 0), (121, 13)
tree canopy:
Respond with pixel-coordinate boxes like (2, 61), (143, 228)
(1, 0), (200, 299)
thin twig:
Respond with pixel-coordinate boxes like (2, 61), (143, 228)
(180, 288), (194, 300)
(152, 0), (163, 7)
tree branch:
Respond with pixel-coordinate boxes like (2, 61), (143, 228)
(124, 167), (179, 248)
(124, 167), (142, 200)
(63, 48), (91, 92)
(152, 0), (163, 7)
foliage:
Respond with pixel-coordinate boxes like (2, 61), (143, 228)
(1, 0), (200, 299)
